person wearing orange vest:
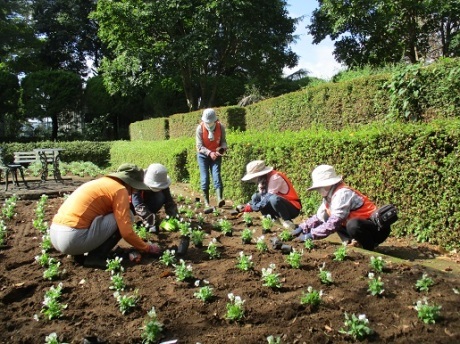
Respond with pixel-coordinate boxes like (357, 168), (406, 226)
(291, 165), (390, 250)
(239, 160), (301, 230)
(50, 164), (162, 269)
(195, 108), (227, 207)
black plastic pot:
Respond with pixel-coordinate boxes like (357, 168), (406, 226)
(281, 244), (292, 254)
(177, 236), (190, 256)
(271, 237), (283, 250)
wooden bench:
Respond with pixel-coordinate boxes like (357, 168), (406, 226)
(14, 149), (65, 182)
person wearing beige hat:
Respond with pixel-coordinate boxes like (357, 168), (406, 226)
(196, 108), (227, 207)
(291, 165), (390, 250)
(50, 163), (162, 269)
(131, 163), (178, 232)
(238, 160), (301, 230)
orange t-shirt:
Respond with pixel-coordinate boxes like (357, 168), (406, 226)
(52, 176), (149, 252)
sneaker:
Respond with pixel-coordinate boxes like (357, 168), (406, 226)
(280, 219), (296, 231)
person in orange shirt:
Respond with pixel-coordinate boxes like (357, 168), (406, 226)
(195, 108), (227, 208)
(50, 163), (161, 269)
(291, 165), (390, 250)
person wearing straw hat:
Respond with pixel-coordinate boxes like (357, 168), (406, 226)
(291, 165), (390, 250)
(131, 163), (178, 232)
(238, 160), (301, 230)
(50, 163), (162, 269)
(196, 108), (227, 208)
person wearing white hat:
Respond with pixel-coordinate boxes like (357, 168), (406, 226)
(238, 160), (301, 230)
(195, 108), (227, 207)
(292, 165), (390, 250)
(50, 163), (162, 269)
(131, 163), (178, 232)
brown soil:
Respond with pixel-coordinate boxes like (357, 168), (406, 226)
(0, 179), (459, 344)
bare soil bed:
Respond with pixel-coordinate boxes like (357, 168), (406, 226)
(1, 181), (459, 344)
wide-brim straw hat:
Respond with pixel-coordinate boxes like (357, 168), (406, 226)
(241, 160), (273, 181)
(144, 163), (171, 191)
(307, 164), (342, 191)
(107, 163), (150, 190)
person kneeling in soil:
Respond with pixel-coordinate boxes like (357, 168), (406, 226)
(131, 163), (178, 233)
(291, 165), (391, 250)
(50, 163), (161, 269)
(238, 160), (301, 230)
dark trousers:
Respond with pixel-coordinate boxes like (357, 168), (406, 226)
(252, 193), (300, 221)
(338, 218), (391, 250)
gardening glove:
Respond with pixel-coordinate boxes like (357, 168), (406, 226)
(241, 204), (252, 212)
(290, 226), (303, 237)
(147, 243), (162, 256)
(296, 232), (313, 242)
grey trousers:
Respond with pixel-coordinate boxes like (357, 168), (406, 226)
(50, 213), (119, 255)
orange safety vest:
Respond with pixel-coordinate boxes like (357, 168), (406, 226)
(326, 183), (376, 223)
(268, 170), (302, 210)
(200, 121), (222, 152)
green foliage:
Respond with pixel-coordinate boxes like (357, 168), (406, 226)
(414, 298), (442, 324)
(333, 245), (347, 261)
(226, 293), (245, 322)
(415, 273), (435, 292)
(339, 313), (373, 340)
(300, 286), (323, 308)
(141, 307), (163, 344)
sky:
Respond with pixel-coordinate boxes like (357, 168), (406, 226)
(284, 0), (344, 80)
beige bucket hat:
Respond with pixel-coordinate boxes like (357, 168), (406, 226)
(144, 163), (171, 191)
(107, 163), (150, 190)
(307, 165), (342, 191)
(241, 160), (273, 181)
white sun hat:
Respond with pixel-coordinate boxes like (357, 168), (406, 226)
(241, 160), (273, 181)
(201, 108), (217, 123)
(144, 163), (172, 191)
(307, 165), (342, 191)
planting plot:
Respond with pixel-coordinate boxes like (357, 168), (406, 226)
(0, 183), (459, 344)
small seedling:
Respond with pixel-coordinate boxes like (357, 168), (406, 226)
(304, 239), (315, 250)
(236, 251), (254, 271)
(242, 212), (253, 226)
(2, 194), (18, 219)
(159, 249), (176, 266)
(415, 273), (434, 292)
(367, 272), (385, 296)
(339, 313), (373, 340)
(141, 307), (163, 344)
(261, 263), (281, 288)
(300, 286), (323, 308)
(106, 257), (124, 275)
(279, 230), (292, 241)
(44, 332), (68, 344)
(369, 256), (386, 273)
(256, 235), (268, 252)
(190, 229), (206, 247)
(43, 261), (62, 280)
(285, 249), (303, 269)
(267, 335), (281, 344)
(318, 264), (333, 285)
(133, 223), (149, 240)
(241, 228), (254, 244)
(226, 293), (245, 322)
(261, 215), (275, 232)
(109, 273), (126, 292)
(205, 238), (220, 259)
(414, 297), (442, 324)
(194, 280), (214, 302)
(174, 259), (193, 281)
(333, 245), (347, 261)
(114, 290), (139, 315)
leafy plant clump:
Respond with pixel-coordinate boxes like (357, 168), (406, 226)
(300, 286), (323, 308)
(415, 273), (435, 292)
(369, 256), (386, 273)
(174, 259), (193, 281)
(114, 290), (139, 315)
(339, 313), (373, 340)
(2, 194), (18, 219)
(367, 273), (385, 296)
(261, 263), (281, 288)
(205, 238), (221, 259)
(318, 264), (333, 285)
(141, 307), (163, 344)
(236, 251), (254, 271)
(414, 298), (442, 324)
(194, 280), (214, 303)
(159, 249), (177, 266)
(285, 249), (303, 269)
(241, 228), (254, 244)
(333, 245), (347, 261)
(226, 293), (245, 322)
(40, 283), (68, 320)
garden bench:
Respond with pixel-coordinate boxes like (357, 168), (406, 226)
(14, 148), (65, 182)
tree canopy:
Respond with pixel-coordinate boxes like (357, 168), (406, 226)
(308, 0), (460, 68)
(91, 0), (298, 110)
